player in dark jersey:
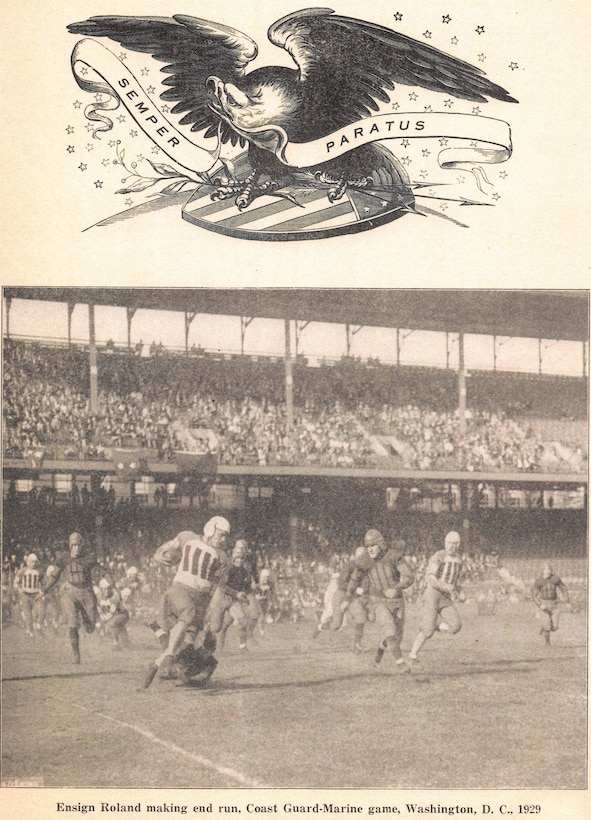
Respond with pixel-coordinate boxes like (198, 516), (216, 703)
(41, 532), (109, 664)
(408, 531), (465, 663)
(310, 546), (372, 652)
(532, 563), (569, 646)
(208, 540), (254, 650)
(362, 529), (415, 672)
(143, 516), (231, 688)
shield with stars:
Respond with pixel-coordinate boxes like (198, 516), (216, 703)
(182, 152), (415, 241)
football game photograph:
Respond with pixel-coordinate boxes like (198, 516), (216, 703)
(1, 288), (587, 802)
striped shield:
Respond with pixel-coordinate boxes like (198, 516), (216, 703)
(182, 157), (415, 241)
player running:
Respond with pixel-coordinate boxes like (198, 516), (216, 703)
(208, 539), (256, 651)
(40, 532), (110, 664)
(13, 553), (45, 638)
(408, 531), (465, 663)
(532, 563), (570, 646)
(143, 516), (231, 688)
(362, 529), (415, 673)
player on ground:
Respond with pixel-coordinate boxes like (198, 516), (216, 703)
(143, 516), (231, 687)
(532, 563), (570, 646)
(41, 532), (109, 664)
(362, 529), (415, 672)
(408, 530), (465, 663)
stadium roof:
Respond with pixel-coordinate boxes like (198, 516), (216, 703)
(4, 287), (589, 342)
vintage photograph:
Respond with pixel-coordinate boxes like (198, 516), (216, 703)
(2, 0), (590, 815)
(1, 287), (588, 791)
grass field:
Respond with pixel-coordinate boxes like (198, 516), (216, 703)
(2, 568), (587, 791)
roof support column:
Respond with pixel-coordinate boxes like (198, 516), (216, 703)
(88, 304), (99, 415)
(126, 307), (137, 350)
(458, 330), (466, 437)
(284, 318), (294, 429)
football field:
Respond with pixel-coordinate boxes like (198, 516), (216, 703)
(2, 576), (587, 791)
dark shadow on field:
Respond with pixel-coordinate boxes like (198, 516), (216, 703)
(165, 671), (385, 695)
(2, 670), (138, 682)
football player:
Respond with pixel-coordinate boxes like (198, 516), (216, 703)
(408, 530), (465, 662)
(13, 553), (45, 637)
(532, 563), (569, 646)
(362, 529), (415, 672)
(143, 516), (231, 687)
(40, 532), (110, 664)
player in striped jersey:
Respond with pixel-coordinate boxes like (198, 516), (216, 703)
(13, 553), (45, 637)
(143, 516), (231, 687)
(408, 531), (465, 662)
(532, 563), (569, 646)
(362, 529), (415, 672)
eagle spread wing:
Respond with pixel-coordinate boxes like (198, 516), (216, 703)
(270, 9), (517, 135)
(67, 14), (258, 145)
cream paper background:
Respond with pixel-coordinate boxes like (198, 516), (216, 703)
(1, 0), (589, 817)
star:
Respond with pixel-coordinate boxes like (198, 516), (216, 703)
(439, 138), (449, 147)
(380, 200), (388, 207)
(125, 198), (133, 206)
(409, 92), (418, 101)
(401, 156), (412, 166)
(442, 15), (452, 24)
(117, 115), (126, 123)
(161, 104), (171, 113)
(478, 53), (486, 62)
(509, 62), (519, 70)
(363, 206), (371, 213)
(393, 12), (403, 21)
(457, 176), (465, 184)
(94, 180), (103, 188)
(423, 105), (432, 112)
(420, 170), (428, 179)
(130, 130), (138, 138)
(451, 36), (459, 45)
(67, 145), (75, 153)
(78, 163), (87, 171)
(141, 67), (150, 76)
(79, 67), (89, 76)
(492, 193), (501, 201)
(470, 141), (478, 148)
(66, 125), (74, 134)
(499, 171), (508, 179)
(151, 146), (160, 154)
(94, 93), (103, 103)
(391, 101), (400, 110)
(401, 139), (410, 148)
(137, 154), (145, 161)
(119, 52), (127, 61)
(440, 202), (449, 211)
(86, 143), (94, 151)
(109, 140), (117, 148)
(85, 122), (94, 132)
(444, 99), (454, 108)
(147, 85), (156, 95)
(423, 31), (432, 39)
(101, 158), (110, 166)
(422, 148), (431, 157)
(476, 25), (485, 35)
(472, 106), (482, 115)
(73, 100), (82, 109)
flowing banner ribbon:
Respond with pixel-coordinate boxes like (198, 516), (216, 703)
(71, 39), (513, 177)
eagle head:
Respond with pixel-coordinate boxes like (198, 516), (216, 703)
(206, 69), (301, 140)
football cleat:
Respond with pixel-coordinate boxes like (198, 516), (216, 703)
(143, 663), (158, 689)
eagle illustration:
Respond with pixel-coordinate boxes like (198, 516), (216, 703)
(68, 8), (517, 211)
